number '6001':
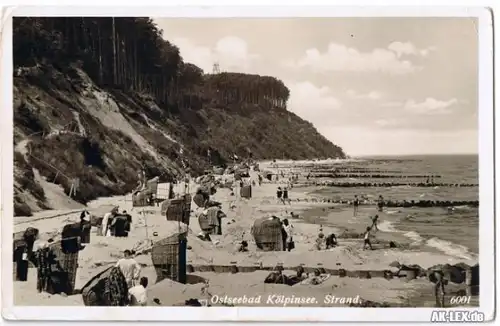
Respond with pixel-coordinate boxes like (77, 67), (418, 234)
(449, 296), (471, 305)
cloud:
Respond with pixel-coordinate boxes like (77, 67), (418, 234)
(387, 42), (436, 58)
(285, 41), (437, 74)
(286, 81), (342, 126)
(380, 101), (402, 108)
(403, 98), (458, 115)
(374, 118), (400, 127)
(321, 127), (477, 156)
(171, 36), (259, 73)
(346, 89), (382, 100)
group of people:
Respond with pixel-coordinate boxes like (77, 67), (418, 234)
(101, 208), (132, 237)
(264, 265), (330, 286)
(277, 186), (291, 205)
(351, 194), (385, 250)
(314, 231), (338, 251)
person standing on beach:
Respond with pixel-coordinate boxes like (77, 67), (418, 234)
(283, 219), (294, 252)
(116, 250), (141, 288)
(282, 187), (289, 205)
(280, 220), (288, 251)
(353, 195), (360, 216)
(102, 208), (118, 237)
(122, 210), (133, 234)
(370, 215), (379, 231)
(277, 187), (283, 203)
(363, 227), (373, 250)
(79, 210), (91, 243)
(377, 195), (384, 212)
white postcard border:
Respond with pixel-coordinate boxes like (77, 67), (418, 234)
(1, 4), (495, 322)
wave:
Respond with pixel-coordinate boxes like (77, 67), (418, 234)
(377, 221), (476, 260)
(426, 237), (477, 260)
(403, 231), (424, 245)
(377, 220), (399, 232)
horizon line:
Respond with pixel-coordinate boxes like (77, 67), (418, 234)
(350, 153), (479, 158)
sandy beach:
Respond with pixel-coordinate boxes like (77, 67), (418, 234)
(12, 160), (479, 307)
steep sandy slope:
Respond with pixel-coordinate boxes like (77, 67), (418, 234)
(13, 65), (344, 216)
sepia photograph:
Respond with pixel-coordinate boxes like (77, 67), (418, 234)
(2, 5), (494, 322)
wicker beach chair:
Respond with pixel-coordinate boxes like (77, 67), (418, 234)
(151, 233), (188, 284)
(251, 216), (283, 251)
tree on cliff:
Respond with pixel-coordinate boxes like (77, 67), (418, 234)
(12, 17), (346, 214)
(13, 17), (291, 112)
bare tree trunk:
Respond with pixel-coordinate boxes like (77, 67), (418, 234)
(112, 17), (117, 86)
(97, 23), (103, 84)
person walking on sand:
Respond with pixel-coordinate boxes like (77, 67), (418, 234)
(128, 276), (149, 306)
(277, 187), (283, 203)
(370, 215), (379, 231)
(377, 195), (384, 212)
(116, 250), (141, 288)
(363, 227), (373, 250)
(353, 195), (360, 216)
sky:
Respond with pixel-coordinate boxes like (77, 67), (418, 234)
(154, 18), (478, 156)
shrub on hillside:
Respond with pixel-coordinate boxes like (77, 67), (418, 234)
(14, 195), (32, 216)
(15, 202), (33, 216)
(28, 129), (171, 204)
(14, 150), (46, 202)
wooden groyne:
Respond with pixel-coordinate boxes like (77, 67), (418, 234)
(309, 181), (478, 188)
(288, 197), (479, 208)
(311, 173), (442, 179)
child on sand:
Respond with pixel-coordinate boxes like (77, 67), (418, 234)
(325, 233), (338, 249)
(237, 241), (249, 252)
(277, 187), (283, 202)
(314, 232), (326, 250)
(363, 227), (373, 250)
(128, 277), (148, 306)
